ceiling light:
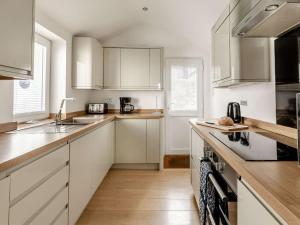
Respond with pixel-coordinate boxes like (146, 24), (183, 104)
(265, 4), (279, 12)
(142, 7), (148, 11)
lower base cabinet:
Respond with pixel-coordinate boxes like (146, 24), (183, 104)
(0, 177), (10, 225)
(238, 179), (285, 225)
(69, 122), (114, 225)
(115, 119), (160, 164)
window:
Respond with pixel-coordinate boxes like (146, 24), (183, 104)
(14, 34), (51, 121)
(166, 58), (203, 116)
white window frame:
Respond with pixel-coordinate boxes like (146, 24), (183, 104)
(165, 58), (203, 117)
(13, 34), (51, 122)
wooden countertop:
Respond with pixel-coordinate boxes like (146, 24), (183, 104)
(0, 113), (164, 174)
(189, 119), (300, 225)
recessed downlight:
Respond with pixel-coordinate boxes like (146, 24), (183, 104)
(265, 4), (279, 12)
(142, 7), (148, 11)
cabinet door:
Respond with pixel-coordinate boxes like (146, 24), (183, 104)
(150, 49), (162, 89)
(69, 135), (93, 225)
(92, 40), (103, 89)
(213, 14), (230, 82)
(121, 48), (150, 88)
(191, 129), (204, 163)
(0, 0), (33, 75)
(103, 48), (121, 88)
(146, 119), (160, 163)
(238, 179), (282, 225)
(0, 177), (10, 225)
(116, 119), (147, 163)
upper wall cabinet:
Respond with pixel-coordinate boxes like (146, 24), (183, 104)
(104, 47), (163, 90)
(0, 0), (34, 80)
(72, 37), (103, 90)
(212, 2), (270, 88)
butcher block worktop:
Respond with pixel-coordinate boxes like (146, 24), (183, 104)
(189, 118), (300, 225)
(0, 112), (164, 174)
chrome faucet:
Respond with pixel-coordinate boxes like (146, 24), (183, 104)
(55, 97), (76, 125)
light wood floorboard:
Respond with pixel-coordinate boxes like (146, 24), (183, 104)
(76, 169), (200, 225)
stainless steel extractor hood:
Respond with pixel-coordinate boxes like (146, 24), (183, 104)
(233, 0), (300, 37)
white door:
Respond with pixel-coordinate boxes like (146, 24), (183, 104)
(165, 58), (203, 155)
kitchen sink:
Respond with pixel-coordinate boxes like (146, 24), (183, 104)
(9, 123), (87, 134)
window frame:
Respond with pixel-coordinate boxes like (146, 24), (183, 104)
(165, 58), (203, 117)
(13, 34), (51, 122)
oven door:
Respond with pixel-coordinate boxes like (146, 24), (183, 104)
(206, 170), (237, 225)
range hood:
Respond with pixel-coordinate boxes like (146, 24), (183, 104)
(233, 0), (300, 37)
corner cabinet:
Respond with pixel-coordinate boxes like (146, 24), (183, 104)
(212, 3), (270, 88)
(115, 119), (160, 164)
(104, 47), (163, 90)
(72, 37), (103, 89)
(0, 177), (10, 225)
(0, 0), (34, 80)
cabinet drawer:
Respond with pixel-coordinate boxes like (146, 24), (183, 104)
(0, 177), (10, 225)
(9, 166), (69, 225)
(29, 188), (68, 225)
(53, 209), (68, 225)
(191, 129), (205, 162)
(11, 145), (69, 202)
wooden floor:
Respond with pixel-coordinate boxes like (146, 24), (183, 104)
(76, 169), (200, 225)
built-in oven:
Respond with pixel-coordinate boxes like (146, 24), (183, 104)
(201, 146), (237, 225)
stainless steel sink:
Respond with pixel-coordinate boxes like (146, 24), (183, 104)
(10, 123), (86, 134)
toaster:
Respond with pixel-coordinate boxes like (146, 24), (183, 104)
(87, 103), (108, 114)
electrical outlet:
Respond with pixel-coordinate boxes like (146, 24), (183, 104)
(104, 98), (113, 104)
(240, 100), (248, 106)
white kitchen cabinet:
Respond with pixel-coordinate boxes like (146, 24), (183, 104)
(115, 119), (161, 164)
(116, 119), (147, 163)
(73, 37), (103, 89)
(212, 7), (231, 83)
(103, 48), (121, 88)
(69, 122), (114, 225)
(191, 129), (205, 163)
(146, 119), (160, 163)
(0, 177), (10, 225)
(238, 179), (285, 225)
(10, 167), (69, 225)
(121, 48), (150, 88)
(103, 47), (162, 90)
(212, 3), (270, 87)
(0, 0), (34, 79)
(149, 49), (162, 88)
(190, 128), (205, 209)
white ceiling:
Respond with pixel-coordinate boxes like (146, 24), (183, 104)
(36, 0), (229, 46)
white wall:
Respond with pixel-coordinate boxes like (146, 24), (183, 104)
(36, 11), (91, 114)
(0, 82), (14, 123)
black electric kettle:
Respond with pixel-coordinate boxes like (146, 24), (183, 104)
(227, 102), (241, 123)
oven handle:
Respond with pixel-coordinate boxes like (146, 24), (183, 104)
(206, 205), (217, 225)
(219, 205), (232, 225)
(208, 173), (228, 202)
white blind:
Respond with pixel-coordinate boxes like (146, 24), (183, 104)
(14, 42), (48, 115)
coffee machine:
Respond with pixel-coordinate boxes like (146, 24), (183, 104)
(120, 97), (135, 114)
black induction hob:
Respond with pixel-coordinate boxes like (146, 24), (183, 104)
(209, 131), (298, 161)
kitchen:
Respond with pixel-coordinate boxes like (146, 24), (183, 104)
(1, 0), (300, 225)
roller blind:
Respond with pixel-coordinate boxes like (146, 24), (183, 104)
(13, 35), (50, 118)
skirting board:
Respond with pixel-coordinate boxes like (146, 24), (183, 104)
(112, 163), (159, 170)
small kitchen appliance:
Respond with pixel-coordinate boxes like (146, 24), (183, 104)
(227, 102), (241, 123)
(120, 97), (135, 114)
(87, 103), (108, 114)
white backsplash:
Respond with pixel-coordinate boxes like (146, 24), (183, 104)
(89, 90), (165, 110)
